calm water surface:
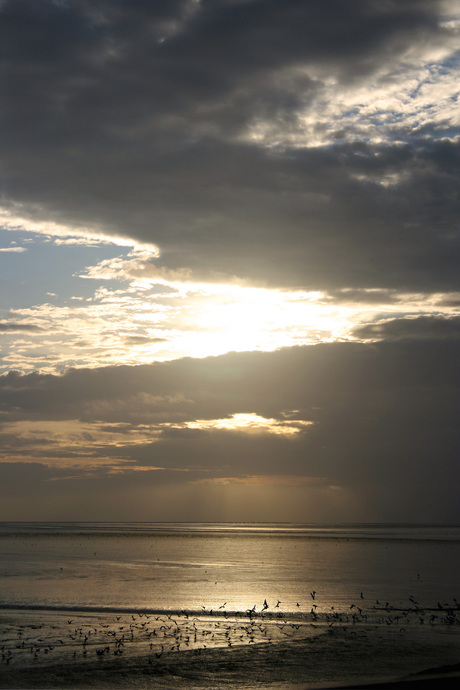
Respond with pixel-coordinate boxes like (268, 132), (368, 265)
(1, 522), (459, 616)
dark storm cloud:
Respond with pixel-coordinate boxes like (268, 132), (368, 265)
(353, 315), (460, 340)
(0, 461), (204, 523)
(2, 0), (458, 291)
(0, 338), (457, 423)
(114, 428), (308, 478)
(1, 337), (459, 521)
(0, 462), (56, 492)
(323, 289), (401, 305)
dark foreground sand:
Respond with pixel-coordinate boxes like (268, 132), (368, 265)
(1, 610), (459, 689)
(2, 659), (460, 690)
(2, 650), (460, 690)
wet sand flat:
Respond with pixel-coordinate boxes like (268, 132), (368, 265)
(1, 609), (460, 689)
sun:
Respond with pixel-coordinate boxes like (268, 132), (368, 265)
(173, 283), (352, 357)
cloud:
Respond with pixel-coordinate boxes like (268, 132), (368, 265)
(122, 335), (169, 346)
(0, 322), (44, 332)
(353, 315), (460, 340)
(2, 0), (459, 293)
(2, 247), (458, 375)
(0, 337), (458, 521)
(1, 1), (459, 523)
(190, 475), (330, 487)
(180, 412), (313, 435)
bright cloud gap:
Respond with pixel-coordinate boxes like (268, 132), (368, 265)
(180, 413), (313, 436)
(0, 227), (459, 375)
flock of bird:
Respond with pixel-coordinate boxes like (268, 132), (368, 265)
(1, 594), (459, 670)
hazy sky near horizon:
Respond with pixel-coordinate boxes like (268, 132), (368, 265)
(0, 0), (459, 522)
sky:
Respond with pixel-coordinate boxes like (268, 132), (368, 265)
(0, 0), (459, 523)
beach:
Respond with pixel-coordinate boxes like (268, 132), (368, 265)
(1, 523), (459, 688)
(1, 606), (460, 689)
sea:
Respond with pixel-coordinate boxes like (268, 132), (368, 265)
(1, 522), (459, 688)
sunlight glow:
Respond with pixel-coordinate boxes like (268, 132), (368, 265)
(153, 282), (353, 359)
(183, 413), (313, 435)
(1, 222), (459, 375)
